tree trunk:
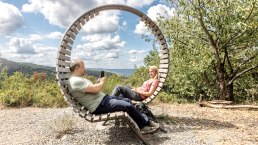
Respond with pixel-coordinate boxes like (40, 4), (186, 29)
(227, 83), (234, 101)
(217, 63), (227, 100)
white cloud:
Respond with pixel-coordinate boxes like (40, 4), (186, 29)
(126, 0), (154, 7)
(82, 11), (119, 34)
(46, 32), (63, 39)
(21, 0), (155, 34)
(106, 52), (119, 58)
(22, 0), (97, 28)
(134, 21), (151, 35)
(129, 49), (146, 54)
(6, 32), (59, 55)
(77, 34), (126, 51)
(129, 57), (142, 63)
(0, 1), (23, 36)
(122, 21), (127, 27)
(28, 34), (44, 41)
(8, 37), (36, 54)
(134, 4), (174, 35)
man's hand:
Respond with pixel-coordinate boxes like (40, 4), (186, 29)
(99, 77), (106, 84)
(85, 77), (106, 93)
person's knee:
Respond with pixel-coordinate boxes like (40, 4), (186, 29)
(123, 98), (132, 103)
(114, 85), (122, 90)
(123, 102), (135, 111)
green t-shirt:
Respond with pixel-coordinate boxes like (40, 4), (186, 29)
(68, 75), (105, 113)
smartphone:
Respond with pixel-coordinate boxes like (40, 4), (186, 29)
(100, 71), (105, 78)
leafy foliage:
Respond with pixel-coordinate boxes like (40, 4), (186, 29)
(0, 71), (66, 107)
(157, 0), (258, 102)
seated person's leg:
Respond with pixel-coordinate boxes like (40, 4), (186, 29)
(93, 96), (148, 129)
(111, 85), (142, 101)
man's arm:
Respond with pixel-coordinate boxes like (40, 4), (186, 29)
(85, 77), (105, 93)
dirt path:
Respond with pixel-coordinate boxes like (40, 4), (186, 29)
(0, 103), (257, 145)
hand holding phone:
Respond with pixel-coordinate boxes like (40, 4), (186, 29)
(100, 71), (105, 78)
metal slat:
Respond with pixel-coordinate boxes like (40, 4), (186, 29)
(71, 26), (79, 35)
(60, 86), (69, 94)
(79, 109), (87, 118)
(159, 77), (166, 83)
(95, 10), (99, 16)
(162, 43), (168, 49)
(160, 53), (169, 59)
(153, 91), (159, 96)
(59, 47), (71, 56)
(93, 114), (102, 122)
(75, 22), (82, 31)
(160, 48), (168, 54)
(150, 95), (156, 99)
(158, 82), (164, 87)
(159, 64), (169, 69)
(85, 14), (90, 22)
(154, 30), (161, 36)
(140, 15), (147, 22)
(57, 53), (70, 61)
(57, 73), (71, 80)
(80, 18), (86, 26)
(64, 35), (74, 45)
(157, 34), (164, 40)
(67, 30), (76, 40)
(160, 39), (166, 45)
(160, 59), (169, 64)
(148, 21), (155, 28)
(61, 41), (72, 50)
(151, 26), (159, 32)
(90, 11), (94, 18)
(73, 104), (83, 113)
(66, 98), (77, 106)
(144, 18), (151, 25)
(159, 73), (167, 78)
(159, 69), (168, 73)
(57, 66), (70, 72)
(85, 113), (93, 122)
(59, 79), (69, 85)
(156, 86), (162, 91)
(57, 59), (70, 67)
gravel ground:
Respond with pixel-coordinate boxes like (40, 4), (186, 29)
(0, 103), (258, 145)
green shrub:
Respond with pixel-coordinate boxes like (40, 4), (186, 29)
(157, 91), (191, 104)
(102, 74), (126, 94)
(0, 72), (66, 108)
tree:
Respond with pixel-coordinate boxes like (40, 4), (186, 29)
(160, 0), (258, 101)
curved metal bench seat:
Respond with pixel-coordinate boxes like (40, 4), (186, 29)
(56, 4), (169, 145)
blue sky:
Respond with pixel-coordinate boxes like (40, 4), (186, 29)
(0, 0), (173, 69)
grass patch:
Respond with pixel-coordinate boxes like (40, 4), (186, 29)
(49, 114), (76, 139)
(156, 114), (177, 125)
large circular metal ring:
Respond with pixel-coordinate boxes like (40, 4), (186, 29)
(56, 4), (169, 105)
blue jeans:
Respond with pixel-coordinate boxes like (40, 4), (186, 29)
(93, 96), (149, 129)
(111, 85), (143, 101)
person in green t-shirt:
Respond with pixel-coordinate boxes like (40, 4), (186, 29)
(68, 59), (159, 134)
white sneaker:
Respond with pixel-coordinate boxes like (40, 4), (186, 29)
(140, 126), (157, 134)
(149, 121), (159, 129)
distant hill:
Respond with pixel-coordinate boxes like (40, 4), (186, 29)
(0, 58), (134, 77)
(0, 58), (55, 77)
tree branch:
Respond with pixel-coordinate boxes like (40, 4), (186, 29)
(196, 0), (221, 64)
(221, 3), (257, 49)
(244, 1), (255, 23)
(223, 46), (233, 74)
(231, 52), (258, 78)
(228, 65), (258, 86)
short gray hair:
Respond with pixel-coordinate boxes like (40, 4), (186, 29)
(69, 59), (81, 72)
